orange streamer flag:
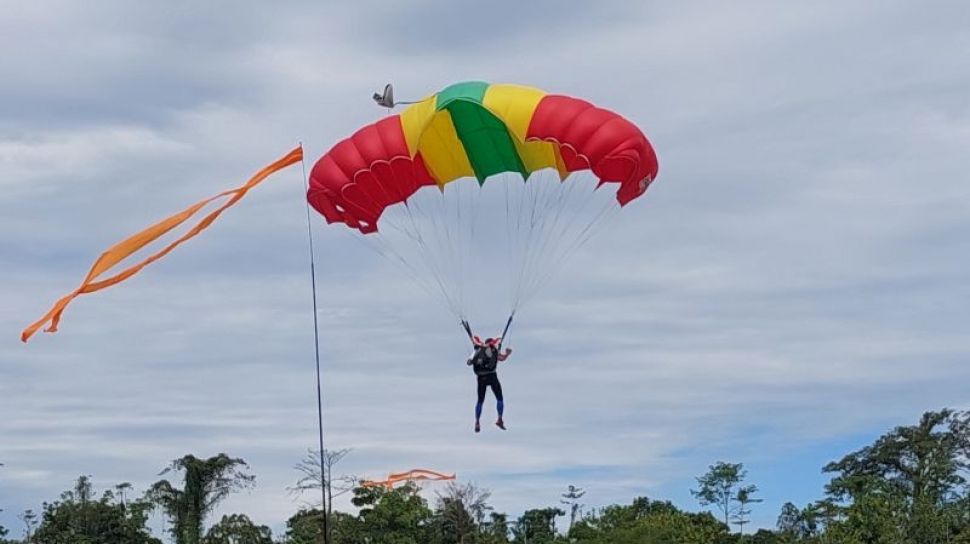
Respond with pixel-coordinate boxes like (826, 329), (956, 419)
(361, 469), (457, 489)
(21, 146), (304, 343)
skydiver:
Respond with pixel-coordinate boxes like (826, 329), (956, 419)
(467, 335), (512, 433)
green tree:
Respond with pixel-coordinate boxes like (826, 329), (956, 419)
(283, 508), (358, 544)
(350, 482), (436, 544)
(481, 512), (510, 544)
(435, 481), (492, 544)
(282, 508), (323, 544)
(825, 410), (968, 504)
(776, 502), (801, 538)
(512, 507), (563, 543)
(823, 484), (906, 544)
(30, 476), (160, 544)
(823, 409), (970, 543)
(147, 454), (255, 544)
(201, 514), (272, 544)
(567, 497), (727, 544)
(692, 461), (750, 528)
(749, 528), (782, 543)
(807, 498), (839, 538)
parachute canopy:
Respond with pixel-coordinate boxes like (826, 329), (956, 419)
(307, 82), (659, 323)
(308, 81), (658, 234)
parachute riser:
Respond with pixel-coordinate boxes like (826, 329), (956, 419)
(498, 312), (514, 351)
(460, 313), (513, 350)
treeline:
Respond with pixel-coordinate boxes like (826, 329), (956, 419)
(1, 409), (969, 543)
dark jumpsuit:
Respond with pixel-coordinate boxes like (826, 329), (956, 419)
(477, 371), (503, 405)
(471, 345), (504, 418)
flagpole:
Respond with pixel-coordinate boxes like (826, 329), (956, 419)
(299, 143), (330, 544)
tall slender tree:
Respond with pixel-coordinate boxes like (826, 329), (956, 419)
(560, 485), (586, 532)
(114, 483), (133, 510)
(692, 461), (749, 528)
(289, 448), (354, 520)
(731, 485), (763, 536)
(20, 509), (37, 543)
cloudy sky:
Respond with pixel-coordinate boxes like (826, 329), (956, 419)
(2, 0), (969, 537)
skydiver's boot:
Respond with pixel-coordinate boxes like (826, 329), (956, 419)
(496, 418), (506, 430)
(475, 402), (483, 433)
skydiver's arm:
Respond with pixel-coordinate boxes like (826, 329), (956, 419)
(498, 348), (512, 362)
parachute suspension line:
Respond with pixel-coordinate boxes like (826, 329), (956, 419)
(517, 184), (594, 307)
(400, 198), (464, 319)
(506, 171), (535, 313)
(426, 183), (466, 319)
(524, 171), (560, 292)
(518, 174), (577, 304)
(519, 194), (621, 309)
(347, 168), (620, 333)
(450, 179), (467, 318)
(511, 169), (556, 312)
(332, 206), (452, 309)
(506, 170), (621, 313)
(514, 170), (562, 308)
(509, 173), (535, 311)
(503, 176), (515, 311)
(421, 186), (461, 317)
(464, 178), (483, 319)
(372, 231), (455, 313)
(298, 144), (331, 544)
(368, 213), (461, 318)
(516, 171), (587, 306)
(455, 180), (473, 316)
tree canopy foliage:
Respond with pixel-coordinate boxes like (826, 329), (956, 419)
(4, 409), (970, 544)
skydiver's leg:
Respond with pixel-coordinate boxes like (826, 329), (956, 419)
(475, 376), (487, 433)
(491, 376), (506, 430)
